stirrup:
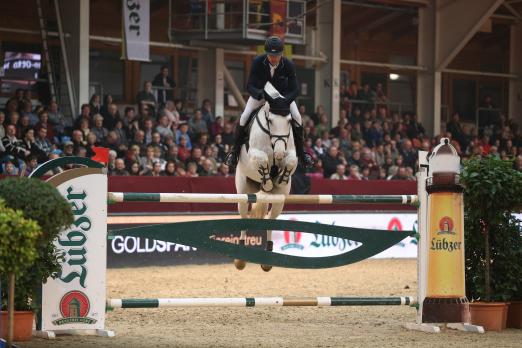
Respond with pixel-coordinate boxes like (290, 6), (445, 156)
(302, 152), (315, 169)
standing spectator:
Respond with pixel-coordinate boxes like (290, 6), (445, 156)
(0, 112), (5, 153)
(405, 114), (425, 139)
(446, 112), (464, 145)
(136, 81), (157, 116)
(142, 118), (155, 145)
(100, 94), (114, 118)
(152, 66), (176, 106)
(89, 94), (101, 115)
(358, 83), (374, 112)
(330, 164), (347, 180)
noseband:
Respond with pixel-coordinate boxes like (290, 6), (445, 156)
(255, 107), (291, 152)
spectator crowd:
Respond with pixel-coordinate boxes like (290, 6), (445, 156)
(1, 67), (522, 180)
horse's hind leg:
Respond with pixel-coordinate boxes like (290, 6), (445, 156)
(260, 202), (284, 272)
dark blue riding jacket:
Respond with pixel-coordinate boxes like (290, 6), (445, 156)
(246, 54), (299, 102)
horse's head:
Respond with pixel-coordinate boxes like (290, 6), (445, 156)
(265, 106), (292, 162)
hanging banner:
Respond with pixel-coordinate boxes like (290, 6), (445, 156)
(122, 0), (150, 62)
(270, 0), (286, 38)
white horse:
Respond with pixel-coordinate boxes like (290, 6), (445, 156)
(234, 88), (298, 272)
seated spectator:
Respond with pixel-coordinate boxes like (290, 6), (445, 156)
(34, 127), (53, 161)
(316, 114), (329, 136)
(75, 104), (91, 129)
(103, 103), (120, 130)
(186, 161), (199, 177)
(91, 114), (109, 143)
(177, 136), (191, 162)
(17, 114), (31, 139)
(156, 114), (174, 140)
(330, 164), (347, 180)
(111, 158), (130, 176)
(218, 163), (231, 177)
(175, 99), (188, 121)
(2, 124), (29, 162)
(161, 160), (177, 176)
(389, 167), (409, 180)
(20, 99), (39, 127)
(406, 113), (425, 139)
(23, 155), (39, 176)
(139, 146), (156, 173)
(2, 159), (19, 176)
(211, 116), (224, 137)
(189, 110), (208, 136)
(199, 158), (215, 176)
(161, 100), (180, 127)
(221, 122), (234, 146)
(21, 128), (45, 161)
(299, 105), (311, 126)
(164, 144), (180, 163)
(129, 161), (140, 176)
(175, 162), (187, 176)
(142, 117), (155, 145)
(400, 139), (417, 168)
(48, 100), (69, 137)
(346, 165), (362, 180)
(312, 138), (326, 158)
(175, 122), (192, 149)
(322, 146), (344, 178)
(201, 99), (215, 129)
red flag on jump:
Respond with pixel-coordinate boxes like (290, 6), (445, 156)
(91, 147), (110, 165)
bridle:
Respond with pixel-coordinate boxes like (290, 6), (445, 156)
(255, 106), (291, 153)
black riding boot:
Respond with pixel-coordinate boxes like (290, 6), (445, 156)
(291, 122), (315, 168)
(224, 125), (247, 169)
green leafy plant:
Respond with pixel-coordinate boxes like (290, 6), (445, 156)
(0, 200), (42, 346)
(0, 177), (73, 311)
(461, 156), (522, 301)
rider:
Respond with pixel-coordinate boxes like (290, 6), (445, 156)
(225, 36), (314, 169)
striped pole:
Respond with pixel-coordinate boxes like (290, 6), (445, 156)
(107, 296), (417, 309)
(108, 192), (418, 205)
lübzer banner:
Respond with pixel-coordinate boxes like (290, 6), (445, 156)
(39, 168), (108, 334)
(122, 0), (150, 61)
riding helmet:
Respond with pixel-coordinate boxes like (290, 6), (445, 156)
(264, 36), (284, 56)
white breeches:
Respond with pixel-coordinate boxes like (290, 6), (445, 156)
(239, 97), (301, 126)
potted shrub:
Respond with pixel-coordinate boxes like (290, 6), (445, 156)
(0, 177), (73, 336)
(461, 155), (522, 331)
(0, 200), (41, 344)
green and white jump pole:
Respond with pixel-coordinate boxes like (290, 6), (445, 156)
(108, 192), (419, 205)
(107, 296), (417, 309)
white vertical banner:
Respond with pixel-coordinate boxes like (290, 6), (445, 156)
(123, 0), (150, 62)
(40, 168), (108, 333)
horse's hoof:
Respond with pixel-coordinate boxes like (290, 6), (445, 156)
(262, 182), (273, 192)
(234, 259), (246, 270)
(260, 264), (272, 272)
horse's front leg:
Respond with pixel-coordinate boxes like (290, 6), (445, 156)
(276, 152), (298, 186)
(249, 148), (273, 192)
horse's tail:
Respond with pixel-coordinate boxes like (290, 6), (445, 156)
(249, 201), (269, 219)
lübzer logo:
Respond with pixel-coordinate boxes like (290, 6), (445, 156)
(281, 219), (304, 250)
(437, 216), (455, 235)
(52, 290), (97, 325)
